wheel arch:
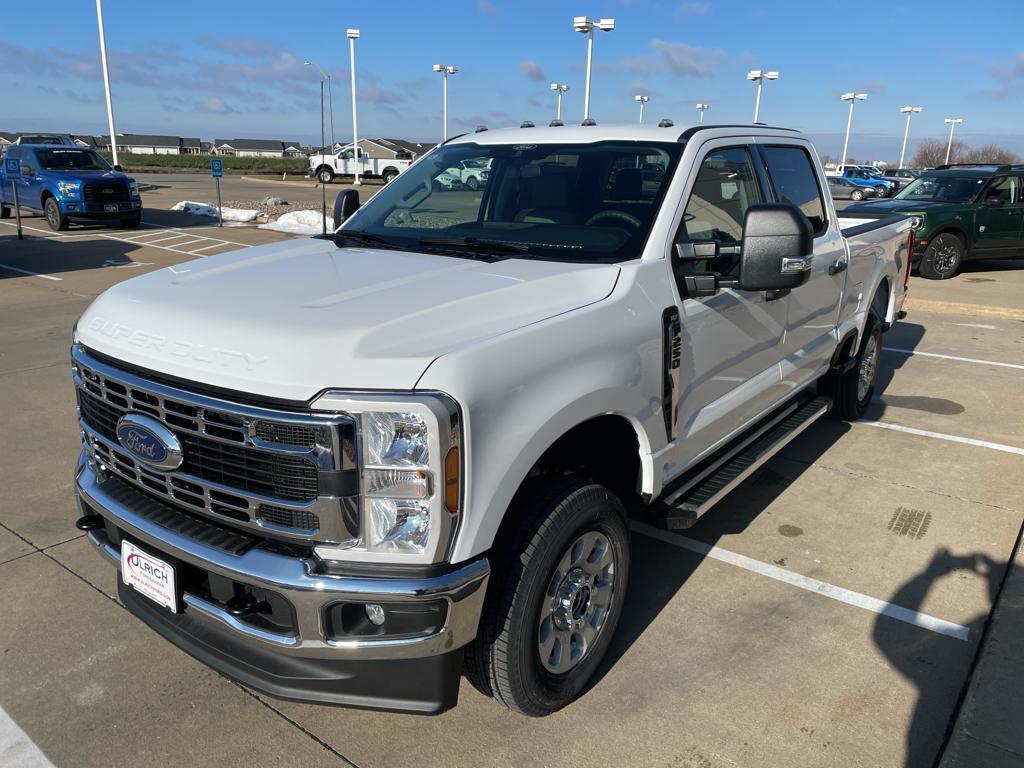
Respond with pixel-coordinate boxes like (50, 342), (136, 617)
(40, 187), (55, 208)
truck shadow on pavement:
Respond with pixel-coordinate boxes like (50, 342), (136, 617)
(0, 233), (149, 279)
(872, 549), (1006, 768)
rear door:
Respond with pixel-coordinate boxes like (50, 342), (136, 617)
(757, 143), (847, 388)
(663, 140), (790, 472)
(974, 174), (1024, 255)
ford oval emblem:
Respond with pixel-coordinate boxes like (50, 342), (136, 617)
(115, 413), (183, 471)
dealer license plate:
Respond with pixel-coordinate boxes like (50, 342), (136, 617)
(121, 540), (178, 612)
(104, 204), (119, 212)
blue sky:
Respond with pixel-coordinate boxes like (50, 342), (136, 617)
(2, 0), (1023, 160)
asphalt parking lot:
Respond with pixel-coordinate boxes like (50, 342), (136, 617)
(2, 183), (1023, 768)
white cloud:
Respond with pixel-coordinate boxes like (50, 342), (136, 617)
(519, 60), (546, 82)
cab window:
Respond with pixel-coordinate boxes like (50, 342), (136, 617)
(761, 145), (827, 234)
(674, 146), (762, 276)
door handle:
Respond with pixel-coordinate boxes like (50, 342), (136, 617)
(828, 259), (848, 275)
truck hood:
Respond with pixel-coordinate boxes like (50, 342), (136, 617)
(77, 238), (620, 402)
(42, 169), (132, 184)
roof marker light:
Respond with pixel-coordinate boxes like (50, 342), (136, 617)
(658, 118), (674, 128)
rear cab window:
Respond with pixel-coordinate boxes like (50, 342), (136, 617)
(759, 145), (828, 235)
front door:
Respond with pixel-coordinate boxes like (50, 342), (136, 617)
(757, 143), (847, 387)
(975, 175), (1024, 255)
(664, 141), (791, 475)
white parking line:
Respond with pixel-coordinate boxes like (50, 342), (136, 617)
(862, 421), (1024, 457)
(0, 264), (61, 281)
(0, 706), (55, 767)
(188, 242), (234, 253)
(884, 347), (1024, 372)
(631, 522), (971, 641)
(133, 233), (191, 245)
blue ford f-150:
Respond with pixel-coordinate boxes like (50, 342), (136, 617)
(0, 144), (142, 231)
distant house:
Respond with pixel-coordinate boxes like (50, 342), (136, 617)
(112, 134), (182, 155)
(213, 138), (287, 158)
(375, 138), (435, 160)
(73, 135), (100, 148)
(0, 132), (15, 149)
(200, 141), (212, 154)
(324, 137), (433, 160)
(282, 141), (304, 158)
(181, 137), (202, 155)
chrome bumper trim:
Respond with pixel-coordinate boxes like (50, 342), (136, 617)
(77, 455), (489, 660)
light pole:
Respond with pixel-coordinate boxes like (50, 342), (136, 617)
(839, 92), (867, 170)
(573, 16), (615, 121)
(696, 102), (709, 123)
(304, 61), (334, 152)
(634, 94), (650, 124)
(347, 29), (361, 185)
(432, 64), (458, 141)
(898, 106), (922, 169)
(944, 117), (964, 164)
(550, 83), (569, 121)
(94, 0), (118, 166)
(747, 70), (778, 123)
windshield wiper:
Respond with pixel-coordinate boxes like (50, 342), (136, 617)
(318, 229), (400, 249)
(417, 236), (530, 259)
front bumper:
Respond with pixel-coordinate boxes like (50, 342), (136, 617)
(75, 452), (489, 713)
(61, 199), (141, 217)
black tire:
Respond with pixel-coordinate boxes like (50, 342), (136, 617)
(119, 213), (142, 228)
(820, 314), (882, 421)
(465, 475), (630, 716)
(381, 169), (398, 184)
(44, 197), (69, 231)
(317, 167), (334, 184)
(465, 175), (480, 191)
(918, 232), (963, 280)
(850, 189), (864, 201)
(0, 203), (10, 219)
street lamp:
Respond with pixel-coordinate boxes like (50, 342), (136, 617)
(696, 102), (709, 123)
(839, 92), (868, 170)
(944, 117), (964, 165)
(94, 0), (118, 166)
(573, 15), (615, 121)
(304, 61), (334, 152)
(346, 29), (361, 185)
(747, 70), (778, 123)
(550, 83), (569, 121)
(898, 106), (922, 169)
(634, 94), (650, 124)
(432, 64), (458, 141)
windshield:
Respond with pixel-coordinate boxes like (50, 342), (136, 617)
(895, 174), (986, 203)
(35, 149), (112, 172)
(343, 140), (684, 263)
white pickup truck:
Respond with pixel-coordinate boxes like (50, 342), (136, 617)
(308, 144), (411, 184)
(71, 123), (911, 717)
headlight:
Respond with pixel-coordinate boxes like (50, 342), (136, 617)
(903, 214), (925, 229)
(129, 181), (139, 198)
(311, 391), (462, 564)
(57, 181), (81, 197)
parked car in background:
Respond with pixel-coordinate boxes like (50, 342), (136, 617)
(308, 144), (412, 184)
(0, 144), (142, 230)
(827, 176), (876, 201)
(838, 166), (894, 198)
(444, 158), (490, 190)
(845, 163), (1024, 278)
(14, 133), (76, 146)
(71, 122), (911, 717)
(886, 169), (920, 181)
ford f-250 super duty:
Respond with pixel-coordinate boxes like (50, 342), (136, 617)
(71, 123), (911, 716)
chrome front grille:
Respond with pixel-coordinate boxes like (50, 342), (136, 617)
(72, 345), (357, 545)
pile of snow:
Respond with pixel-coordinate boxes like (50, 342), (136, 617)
(171, 200), (261, 223)
(260, 209), (334, 235)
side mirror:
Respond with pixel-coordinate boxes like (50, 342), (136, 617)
(113, 164), (123, 171)
(25, 166), (36, 177)
(333, 189), (361, 224)
(738, 203), (814, 292)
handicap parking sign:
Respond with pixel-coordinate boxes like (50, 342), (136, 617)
(4, 157), (20, 178)
(210, 158), (223, 178)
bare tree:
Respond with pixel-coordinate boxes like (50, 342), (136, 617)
(911, 138), (1020, 168)
(963, 144), (1022, 164)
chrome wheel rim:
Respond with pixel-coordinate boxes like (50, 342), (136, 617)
(933, 242), (959, 274)
(46, 203), (57, 228)
(319, 171), (331, 183)
(858, 334), (879, 403)
(537, 531), (616, 675)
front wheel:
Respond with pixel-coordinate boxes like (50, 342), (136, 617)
(119, 213), (142, 229)
(44, 197), (69, 231)
(465, 175), (480, 191)
(918, 233), (963, 279)
(850, 189), (864, 201)
(317, 167), (334, 184)
(820, 314), (882, 421)
(465, 475), (630, 716)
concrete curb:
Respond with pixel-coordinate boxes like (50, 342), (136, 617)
(239, 176), (322, 188)
(938, 530), (1024, 767)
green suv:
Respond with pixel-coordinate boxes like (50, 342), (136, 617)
(845, 164), (1024, 279)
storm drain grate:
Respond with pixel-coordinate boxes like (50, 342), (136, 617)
(888, 507), (932, 539)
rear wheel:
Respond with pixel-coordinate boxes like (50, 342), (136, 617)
(44, 197), (69, 231)
(918, 233), (963, 280)
(820, 314), (882, 421)
(465, 475), (630, 716)
(381, 169), (398, 184)
(317, 167), (334, 184)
